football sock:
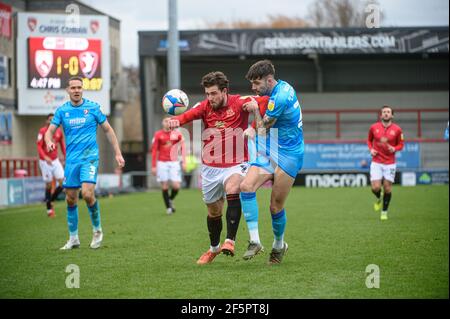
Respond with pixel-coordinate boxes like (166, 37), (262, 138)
(272, 209), (287, 250)
(87, 201), (102, 232)
(45, 188), (52, 209)
(207, 215), (222, 248)
(170, 188), (179, 200)
(67, 205), (79, 237)
(162, 189), (170, 208)
(50, 186), (63, 202)
(240, 192), (260, 244)
(383, 192), (392, 211)
(225, 193), (241, 241)
(372, 189), (381, 199)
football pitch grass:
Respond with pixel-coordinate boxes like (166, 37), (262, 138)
(0, 186), (448, 299)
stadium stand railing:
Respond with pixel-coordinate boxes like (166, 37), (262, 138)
(303, 108), (448, 142)
(0, 157), (39, 179)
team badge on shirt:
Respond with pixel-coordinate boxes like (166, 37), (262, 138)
(268, 100), (275, 112)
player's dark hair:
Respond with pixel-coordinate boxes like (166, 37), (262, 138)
(246, 59), (275, 80)
(381, 105), (394, 115)
(201, 72), (229, 91)
(46, 113), (54, 119)
(67, 76), (84, 87)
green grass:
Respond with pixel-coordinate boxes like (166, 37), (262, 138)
(0, 186), (448, 299)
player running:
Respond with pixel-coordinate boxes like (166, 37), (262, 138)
(151, 117), (186, 215)
(36, 113), (66, 218)
(240, 59), (304, 265)
(168, 71), (263, 265)
(367, 105), (404, 221)
(45, 76), (125, 250)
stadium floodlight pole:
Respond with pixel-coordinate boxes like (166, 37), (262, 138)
(168, 0), (180, 90)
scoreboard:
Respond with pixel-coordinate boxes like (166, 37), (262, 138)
(17, 13), (110, 115)
(28, 37), (103, 91)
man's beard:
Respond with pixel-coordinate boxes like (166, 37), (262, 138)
(381, 117), (392, 124)
(211, 98), (224, 109)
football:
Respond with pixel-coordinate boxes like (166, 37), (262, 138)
(162, 89), (189, 115)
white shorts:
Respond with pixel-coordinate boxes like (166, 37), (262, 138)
(156, 161), (182, 183)
(201, 163), (249, 204)
(39, 159), (64, 183)
(370, 162), (396, 183)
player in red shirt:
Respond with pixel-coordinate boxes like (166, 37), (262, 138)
(367, 105), (404, 220)
(168, 71), (263, 265)
(151, 117), (186, 215)
(37, 113), (66, 217)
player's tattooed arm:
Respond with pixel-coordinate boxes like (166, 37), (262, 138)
(254, 109), (277, 134)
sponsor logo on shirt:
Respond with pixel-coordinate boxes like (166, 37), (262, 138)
(69, 118), (87, 127)
(226, 109), (235, 117)
(215, 121), (225, 129)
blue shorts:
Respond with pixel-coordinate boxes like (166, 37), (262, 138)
(251, 150), (303, 179)
(63, 160), (99, 188)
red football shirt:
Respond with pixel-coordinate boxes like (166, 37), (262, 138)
(175, 94), (256, 168)
(151, 129), (184, 168)
(36, 126), (65, 161)
(367, 122), (404, 165)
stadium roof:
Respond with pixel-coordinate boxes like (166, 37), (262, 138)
(139, 26), (449, 57)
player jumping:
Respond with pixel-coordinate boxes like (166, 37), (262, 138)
(367, 105), (404, 221)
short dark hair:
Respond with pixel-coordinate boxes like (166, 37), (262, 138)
(246, 59), (275, 81)
(200, 72), (229, 91)
(381, 105), (394, 115)
(46, 113), (54, 119)
(67, 76), (84, 87)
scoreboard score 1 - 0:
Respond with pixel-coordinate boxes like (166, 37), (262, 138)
(28, 37), (102, 90)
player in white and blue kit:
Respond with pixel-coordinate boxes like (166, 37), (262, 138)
(240, 60), (304, 264)
(45, 76), (125, 250)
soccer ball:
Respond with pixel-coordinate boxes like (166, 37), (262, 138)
(162, 89), (189, 115)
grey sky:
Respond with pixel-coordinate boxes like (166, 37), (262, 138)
(83, 0), (449, 66)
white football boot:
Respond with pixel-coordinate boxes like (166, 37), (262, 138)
(60, 237), (80, 250)
(90, 230), (103, 249)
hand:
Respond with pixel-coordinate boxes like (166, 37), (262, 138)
(243, 127), (256, 139)
(168, 119), (180, 129)
(115, 154), (125, 168)
(182, 162), (187, 172)
(151, 167), (157, 176)
(44, 156), (52, 165)
(243, 97), (258, 112)
(370, 149), (378, 156)
(387, 145), (395, 153)
(46, 141), (56, 153)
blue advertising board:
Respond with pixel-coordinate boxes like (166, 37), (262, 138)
(7, 179), (25, 205)
(303, 143), (421, 170)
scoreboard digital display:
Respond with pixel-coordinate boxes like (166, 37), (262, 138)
(28, 37), (102, 90)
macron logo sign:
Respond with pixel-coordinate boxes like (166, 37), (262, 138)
(306, 174), (368, 188)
